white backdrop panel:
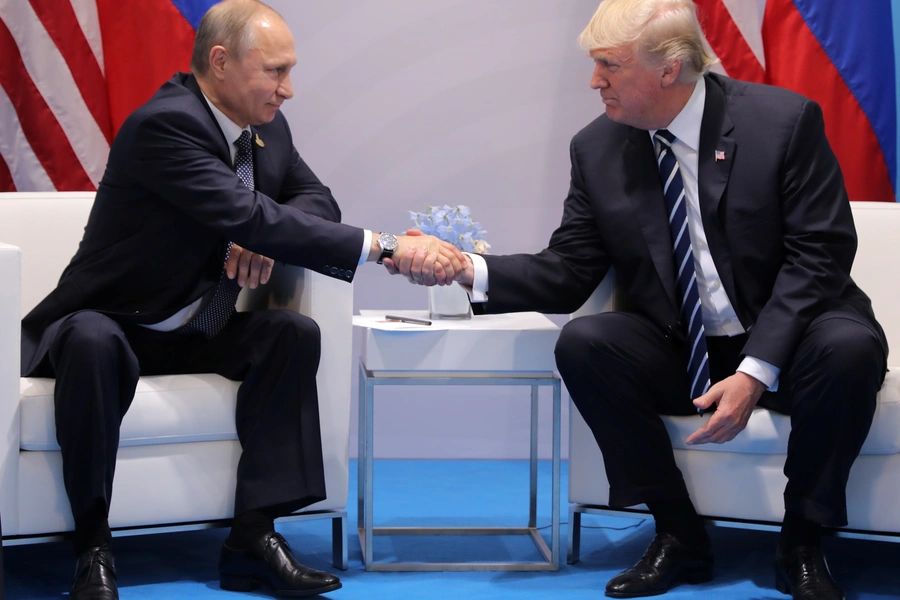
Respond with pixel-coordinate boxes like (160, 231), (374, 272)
(270, 0), (602, 458)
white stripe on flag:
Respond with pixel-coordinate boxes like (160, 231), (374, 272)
(71, 0), (105, 73)
(0, 0), (109, 189)
(0, 86), (55, 191)
(721, 0), (766, 69)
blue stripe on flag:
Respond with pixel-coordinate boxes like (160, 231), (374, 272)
(170, 0), (220, 30)
(793, 0), (896, 195)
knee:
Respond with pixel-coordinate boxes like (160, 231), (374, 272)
(272, 310), (321, 357)
(51, 312), (130, 366)
(555, 319), (594, 372)
(555, 315), (616, 375)
(799, 318), (884, 384)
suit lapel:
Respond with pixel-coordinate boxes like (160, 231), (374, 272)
(697, 75), (739, 310)
(626, 127), (679, 309)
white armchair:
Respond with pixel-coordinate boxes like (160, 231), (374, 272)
(567, 202), (900, 562)
(0, 192), (353, 569)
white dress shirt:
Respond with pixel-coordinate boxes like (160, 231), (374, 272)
(467, 77), (780, 390)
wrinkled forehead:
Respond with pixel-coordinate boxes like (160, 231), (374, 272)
(589, 45), (639, 65)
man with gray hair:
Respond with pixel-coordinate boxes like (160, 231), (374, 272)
(21, 1), (463, 598)
(390, 0), (886, 598)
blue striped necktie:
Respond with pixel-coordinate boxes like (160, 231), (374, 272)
(654, 129), (710, 401)
(176, 130), (253, 338)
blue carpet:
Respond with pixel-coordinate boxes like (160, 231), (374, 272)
(3, 460), (899, 599)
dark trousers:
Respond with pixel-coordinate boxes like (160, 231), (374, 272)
(556, 310), (886, 527)
(38, 309), (327, 523)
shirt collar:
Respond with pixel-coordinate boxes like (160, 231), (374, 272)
(200, 90), (250, 151)
(650, 76), (706, 152)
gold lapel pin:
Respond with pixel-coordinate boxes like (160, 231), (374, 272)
(255, 133), (265, 148)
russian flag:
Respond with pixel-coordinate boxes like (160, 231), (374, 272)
(0, 0), (218, 192)
(696, 0), (896, 202)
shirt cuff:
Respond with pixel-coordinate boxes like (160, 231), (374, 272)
(359, 229), (372, 266)
(462, 252), (489, 303)
(737, 356), (780, 392)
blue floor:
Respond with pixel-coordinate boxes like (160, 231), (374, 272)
(3, 460), (899, 599)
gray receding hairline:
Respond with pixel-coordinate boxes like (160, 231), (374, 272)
(190, 0), (284, 76)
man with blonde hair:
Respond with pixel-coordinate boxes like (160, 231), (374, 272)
(22, 1), (463, 598)
(392, 0), (886, 598)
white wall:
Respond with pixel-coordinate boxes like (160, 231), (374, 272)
(270, 0), (603, 459)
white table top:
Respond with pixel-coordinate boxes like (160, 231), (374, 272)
(354, 309), (559, 332)
(355, 310), (561, 372)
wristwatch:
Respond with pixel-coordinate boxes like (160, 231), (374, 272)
(376, 232), (399, 265)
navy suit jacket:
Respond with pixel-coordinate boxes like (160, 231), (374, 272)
(476, 73), (886, 371)
(22, 72), (364, 375)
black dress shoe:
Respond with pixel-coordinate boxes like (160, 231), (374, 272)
(70, 544), (118, 600)
(775, 545), (845, 600)
(219, 531), (341, 597)
(605, 533), (713, 598)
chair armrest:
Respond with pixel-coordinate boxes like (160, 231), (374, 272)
(238, 265), (353, 509)
(0, 242), (21, 532)
(571, 268), (619, 319)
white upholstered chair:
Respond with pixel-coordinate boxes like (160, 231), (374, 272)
(0, 192), (353, 569)
(567, 202), (900, 562)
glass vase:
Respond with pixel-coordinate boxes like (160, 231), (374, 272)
(428, 282), (472, 320)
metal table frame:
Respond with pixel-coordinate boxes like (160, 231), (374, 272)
(357, 362), (561, 571)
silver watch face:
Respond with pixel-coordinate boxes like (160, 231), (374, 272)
(378, 232), (399, 251)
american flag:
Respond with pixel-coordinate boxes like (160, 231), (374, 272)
(0, 0), (216, 192)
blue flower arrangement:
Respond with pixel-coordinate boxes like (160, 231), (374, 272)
(408, 204), (491, 254)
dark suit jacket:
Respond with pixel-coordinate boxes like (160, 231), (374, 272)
(476, 73), (887, 371)
(22, 72), (364, 376)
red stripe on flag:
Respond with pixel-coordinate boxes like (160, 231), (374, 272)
(694, 0), (765, 83)
(0, 154), (14, 192)
(97, 0), (198, 134)
(0, 18), (94, 191)
(29, 0), (112, 143)
(763, 0), (893, 202)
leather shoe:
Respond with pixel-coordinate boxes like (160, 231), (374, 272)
(775, 545), (845, 600)
(605, 533), (713, 598)
(219, 531), (341, 596)
(70, 544), (118, 600)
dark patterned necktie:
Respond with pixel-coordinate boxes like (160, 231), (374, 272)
(176, 130), (254, 338)
(655, 129), (710, 400)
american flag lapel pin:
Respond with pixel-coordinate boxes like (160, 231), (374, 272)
(715, 150), (725, 162)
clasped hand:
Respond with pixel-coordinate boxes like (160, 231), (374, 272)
(383, 229), (471, 286)
(225, 243), (274, 289)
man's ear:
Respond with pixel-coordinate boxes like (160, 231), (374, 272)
(209, 45), (228, 80)
(661, 59), (682, 86)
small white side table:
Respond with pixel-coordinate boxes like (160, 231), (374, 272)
(353, 310), (562, 571)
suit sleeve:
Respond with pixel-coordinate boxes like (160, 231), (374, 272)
(740, 99), (859, 368)
(475, 137), (611, 315)
(126, 107), (364, 280)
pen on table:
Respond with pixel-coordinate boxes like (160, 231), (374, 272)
(384, 315), (432, 326)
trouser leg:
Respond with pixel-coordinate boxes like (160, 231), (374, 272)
(47, 312), (139, 524)
(129, 309), (327, 517)
(556, 312), (697, 508)
(772, 312), (886, 527)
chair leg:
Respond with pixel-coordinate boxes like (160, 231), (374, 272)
(331, 512), (348, 571)
(567, 505), (581, 564)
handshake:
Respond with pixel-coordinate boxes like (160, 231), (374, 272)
(372, 229), (475, 287)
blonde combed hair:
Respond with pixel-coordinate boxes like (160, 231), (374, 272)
(577, 0), (718, 81)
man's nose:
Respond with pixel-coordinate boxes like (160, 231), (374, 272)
(590, 66), (608, 90)
(279, 74), (294, 99)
